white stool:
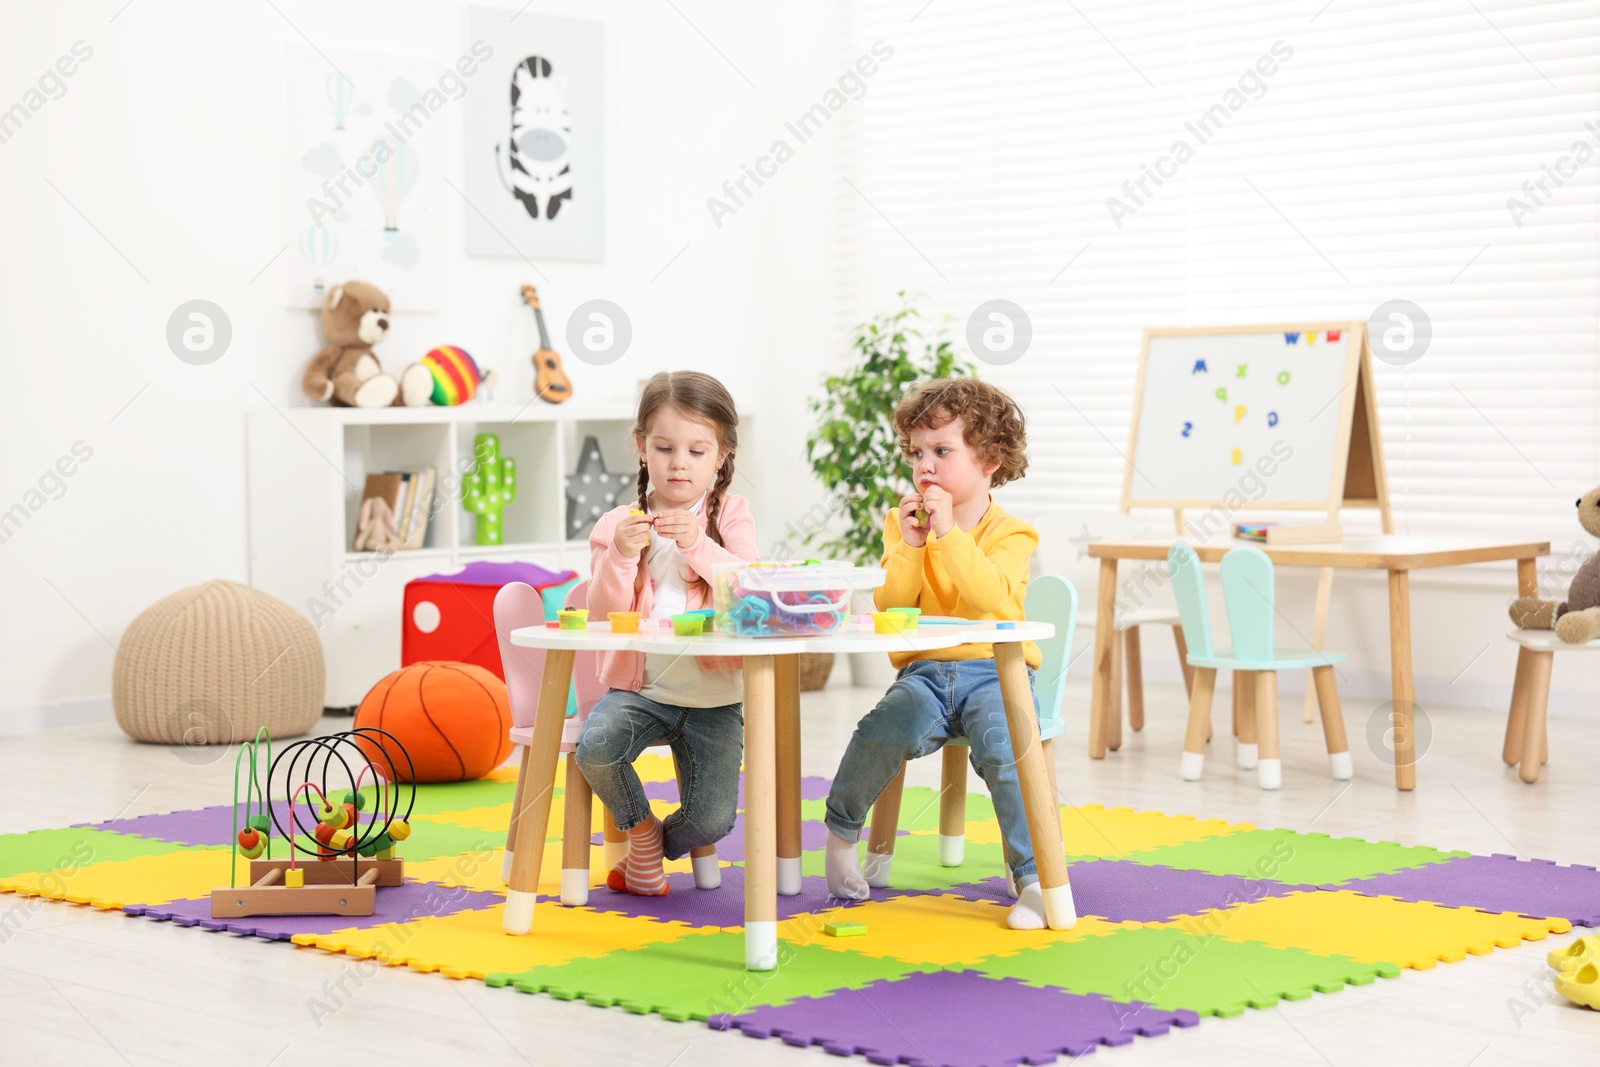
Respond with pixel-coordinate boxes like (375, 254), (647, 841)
(1503, 629), (1600, 783)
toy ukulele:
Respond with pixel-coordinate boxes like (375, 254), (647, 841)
(521, 284), (572, 404)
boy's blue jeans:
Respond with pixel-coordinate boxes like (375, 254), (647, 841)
(574, 690), (743, 861)
(824, 658), (1042, 887)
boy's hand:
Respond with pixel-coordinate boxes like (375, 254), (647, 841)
(613, 512), (654, 558)
(922, 484), (954, 538)
(897, 493), (927, 548)
(652, 509), (700, 550)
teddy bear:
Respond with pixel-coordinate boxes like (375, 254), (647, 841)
(1509, 484), (1600, 643)
(301, 280), (431, 408)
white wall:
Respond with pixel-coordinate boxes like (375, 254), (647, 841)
(5, 0), (1591, 732)
(0, 0), (838, 719)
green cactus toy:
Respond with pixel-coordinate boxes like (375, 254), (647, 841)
(464, 433), (516, 545)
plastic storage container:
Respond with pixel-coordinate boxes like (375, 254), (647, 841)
(713, 560), (887, 637)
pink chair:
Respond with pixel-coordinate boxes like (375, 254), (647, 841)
(494, 580), (720, 906)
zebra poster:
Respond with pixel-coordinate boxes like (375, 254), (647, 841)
(464, 8), (604, 262)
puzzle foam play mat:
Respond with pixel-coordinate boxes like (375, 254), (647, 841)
(2, 756), (1588, 1067)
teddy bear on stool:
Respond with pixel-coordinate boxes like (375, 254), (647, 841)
(1510, 484), (1600, 643)
(301, 280), (431, 408)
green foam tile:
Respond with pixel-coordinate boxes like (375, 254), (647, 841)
(0, 827), (190, 878)
(895, 785), (996, 831)
(408, 778), (518, 818)
(972, 926), (1398, 1017)
(495, 932), (927, 1021)
(391, 818), (506, 862)
(797, 832), (1007, 891)
(1123, 828), (1467, 887)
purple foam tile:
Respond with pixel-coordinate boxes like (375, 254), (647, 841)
(83, 800), (301, 848)
(710, 970), (1199, 1065)
(1326, 854), (1600, 926)
(936, 860), (1305, 923)
(125, 879), (500, 941)
(575, 867), (907, 927)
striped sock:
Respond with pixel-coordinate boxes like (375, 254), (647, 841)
(607, 814), (669, 896)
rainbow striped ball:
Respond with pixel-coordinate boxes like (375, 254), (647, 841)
(422, 346), (485, 405)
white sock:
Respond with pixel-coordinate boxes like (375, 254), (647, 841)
(1007, 882), (1047, 930)
(825, 831), (870, 901)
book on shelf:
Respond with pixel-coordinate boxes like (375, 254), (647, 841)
(353, 467), (436, 552)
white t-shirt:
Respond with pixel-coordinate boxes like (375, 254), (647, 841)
(640, 495), (743, 708)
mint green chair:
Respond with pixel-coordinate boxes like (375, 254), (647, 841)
(864, 573), (1076, 888)
(1167, 543), (1351, 790)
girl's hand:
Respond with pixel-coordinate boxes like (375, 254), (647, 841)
(897, 492), (927, 548)
(652, 509), (700, 550)
(921, 484), (954, 538)
(613, 512), (653, 558)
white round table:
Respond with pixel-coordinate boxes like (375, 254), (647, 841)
(504, 617), (1067, 970)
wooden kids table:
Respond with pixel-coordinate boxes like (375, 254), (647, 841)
(1086, 535), (1549, 790)
(504, 618), (1065, 970)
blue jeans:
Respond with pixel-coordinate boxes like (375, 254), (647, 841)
(825, 659), (1042, 887)
(574, 690), (743, 861)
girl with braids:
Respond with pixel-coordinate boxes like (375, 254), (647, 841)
(574, 371), (757, 896)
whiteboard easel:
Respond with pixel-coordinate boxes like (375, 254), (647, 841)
(1120, 322), (1392, 722)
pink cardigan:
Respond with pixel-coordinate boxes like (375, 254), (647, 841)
(586, 492), (758, 691)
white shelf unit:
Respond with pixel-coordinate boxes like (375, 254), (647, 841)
(247, 402), (639, 708)
(247, 401), (758, 709)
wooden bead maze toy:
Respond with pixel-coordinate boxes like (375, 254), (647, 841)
(210, 727), (417, 919)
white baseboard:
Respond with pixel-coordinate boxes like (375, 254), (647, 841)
(0, 696), (115, 737)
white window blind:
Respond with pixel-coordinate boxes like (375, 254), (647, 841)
(833, 0), (1600, 545)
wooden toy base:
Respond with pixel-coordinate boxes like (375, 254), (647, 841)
(210, 858), (403, 918)
(250, 857), (403, 887)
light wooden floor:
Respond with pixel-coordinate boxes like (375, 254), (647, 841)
(2, 675), (1597, 1066)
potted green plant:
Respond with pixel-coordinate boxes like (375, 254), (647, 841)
(804, 293), (977, 688)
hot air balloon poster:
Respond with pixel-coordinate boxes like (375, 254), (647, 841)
(463, 7), (604, 262)
(281, 46), (443, 310)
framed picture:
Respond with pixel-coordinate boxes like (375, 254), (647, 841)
(463, 7), (605, 262)
(281, 46), (445, 310)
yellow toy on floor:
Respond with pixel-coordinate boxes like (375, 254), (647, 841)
(1549, 934), (1600, 1008)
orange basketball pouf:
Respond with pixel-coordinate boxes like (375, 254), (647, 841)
(353, 661), (513, 783)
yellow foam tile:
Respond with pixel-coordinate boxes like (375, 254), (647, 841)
(793, 893), (1140, 966)
(633, 752), (679, 784)
(405, 838), (717, 896)
(0, 849), (241, 910)
(486, 764), (521, 784)
(291, 903), (713, 978)
(941, 803), (1247, 856)
(1157, 890), (1572, 970)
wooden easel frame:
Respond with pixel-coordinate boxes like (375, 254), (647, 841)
(1121, 321), (1390, 524)
(1119, 321), (1393, 721)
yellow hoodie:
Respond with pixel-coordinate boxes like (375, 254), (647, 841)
(874, 498), (1041, 670)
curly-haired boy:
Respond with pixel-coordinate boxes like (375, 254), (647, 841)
(823, 377), (1073, 930)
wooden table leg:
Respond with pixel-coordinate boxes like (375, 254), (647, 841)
(1303, 567), (1334, 724)
(1388, 569), (1417, 791)
(1088, 558), (1118, 759)
(1124, 627), (1145, 732)
(560, 753), (592, 905)
(775, 655), (803, 896)
(995, 642), (1074, 930)
(1107, 626), (1124, 752)
(866, 766), (906, 887)
(1503, 647), (1533, 766)
(1518, 557), (1539, 598)
(601, 805), (627, 871)
(1236, 671), (1257, 767)
(743, 655), (777, 970)
(501, 742), (528, 884)
(1172, 625), (1195, 698)
(940, 745), (968, 867)
(504, 648), (574, 934)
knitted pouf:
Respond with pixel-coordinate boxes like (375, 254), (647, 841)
(112, 579), (324, 744)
